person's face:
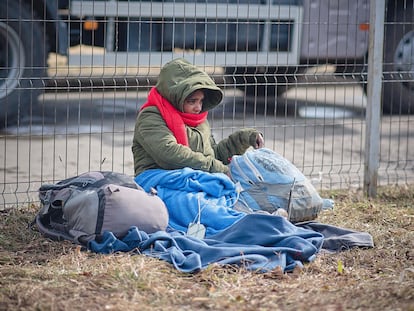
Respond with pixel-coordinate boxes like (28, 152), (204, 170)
(183, 90), (204, 114)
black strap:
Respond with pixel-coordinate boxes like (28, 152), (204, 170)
(94, 187), (107, 235)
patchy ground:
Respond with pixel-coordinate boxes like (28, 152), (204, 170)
(0, 186), (413, 311)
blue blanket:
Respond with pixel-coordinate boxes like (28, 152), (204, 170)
(135, 168), (246, 236)
(89, 213), (324, 273)
(88, 168), (324, 273)
(88, 168), (372, 273)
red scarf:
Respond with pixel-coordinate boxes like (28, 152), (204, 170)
(140, 87), (208, 146)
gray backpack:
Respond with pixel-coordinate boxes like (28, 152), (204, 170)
(35, 171), (169, 245)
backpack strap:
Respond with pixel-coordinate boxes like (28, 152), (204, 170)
(95, 187), (107, 238)
(34, 212), (73, 242)
(34, 187), (75, 241)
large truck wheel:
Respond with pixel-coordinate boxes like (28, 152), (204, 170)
(0, 1), (48, 128)
(382, 0), (414, 114)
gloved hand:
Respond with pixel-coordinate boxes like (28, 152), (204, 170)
(254, 133), (264, 149)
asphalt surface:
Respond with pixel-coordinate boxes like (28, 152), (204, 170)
(1, 83), (413, 207)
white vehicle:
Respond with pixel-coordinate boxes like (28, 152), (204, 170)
(1, 0), (412, 127)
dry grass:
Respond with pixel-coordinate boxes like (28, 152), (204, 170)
(1, 186), (413, 311)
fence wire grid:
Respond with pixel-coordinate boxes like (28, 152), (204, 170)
(0, 0), (413, 208)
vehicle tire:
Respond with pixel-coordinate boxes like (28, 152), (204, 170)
(0, 1), (48, 128)
(382, 0), (414, 114)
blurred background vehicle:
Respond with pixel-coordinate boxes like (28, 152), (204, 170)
(0, 0), (412, 128)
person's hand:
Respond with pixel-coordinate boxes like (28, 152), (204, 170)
(254, 133), (264, 149)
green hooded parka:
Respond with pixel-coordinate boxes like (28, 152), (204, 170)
(132, 58), (262, 176)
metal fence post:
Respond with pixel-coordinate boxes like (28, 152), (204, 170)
(364, 0), (386, 197)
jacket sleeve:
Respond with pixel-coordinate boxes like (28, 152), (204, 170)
(134, 108), (229, 174)
(212, 128), (262, 164)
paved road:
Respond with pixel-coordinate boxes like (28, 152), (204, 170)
(1, 84), (412, 207)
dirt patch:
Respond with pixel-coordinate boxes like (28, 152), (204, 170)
(1, 186), (413, 311)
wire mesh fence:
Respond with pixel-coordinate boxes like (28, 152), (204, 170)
(0, 0), (413, 208)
